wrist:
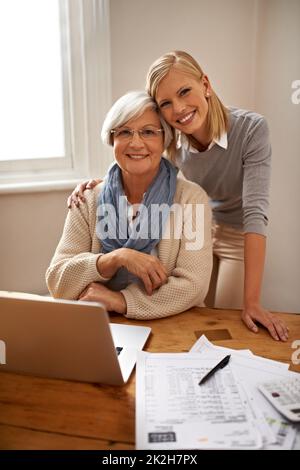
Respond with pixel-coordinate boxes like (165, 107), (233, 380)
(244, 286), (261, 309)
(97, 252), (120, 278)
(244, 298), (260, 309)
(116, 248), (127, 269)
(111, 291), (127, 315)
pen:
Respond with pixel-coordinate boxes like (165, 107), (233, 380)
(198, 354), (231, 385)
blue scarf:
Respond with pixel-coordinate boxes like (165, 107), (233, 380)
(96, 158), (177, 291)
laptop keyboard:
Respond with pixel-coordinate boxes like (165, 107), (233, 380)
(116, 346), (123, 356)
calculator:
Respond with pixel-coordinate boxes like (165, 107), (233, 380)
(258, 377), (300, 422)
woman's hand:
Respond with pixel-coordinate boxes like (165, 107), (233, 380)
(117, 248), (168, 295)
(67, 179), (102, 208)
(78, 282), (126, 314)
(241, 303), (289, 341)
(97, 249), (168, 295)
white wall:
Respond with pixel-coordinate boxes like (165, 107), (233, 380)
(0, 190), (69, 294)
(254, 0), (300, 312)
(110, 0), (257, 109)
(0, 0), (299, 312)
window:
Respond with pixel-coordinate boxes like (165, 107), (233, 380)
(0, 0), (112, 187)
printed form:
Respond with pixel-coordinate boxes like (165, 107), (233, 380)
(136, 352), (262, 450)
(190, 335), (298, 450)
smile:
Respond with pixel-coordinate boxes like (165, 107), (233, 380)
(177, 110), (196, 125)
(126, 154), (148, 160)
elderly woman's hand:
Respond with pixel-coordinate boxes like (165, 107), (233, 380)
(78, 282), (126, 314)
(119, 248), (168, 295)
(97, 248), (168, 296)
(67, 179), (102, 208)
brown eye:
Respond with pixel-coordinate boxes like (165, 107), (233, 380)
(180, 88), (191, 96)
(160, 101), (170, 109)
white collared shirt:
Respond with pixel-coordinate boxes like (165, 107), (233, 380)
(178, 131), (228, 153)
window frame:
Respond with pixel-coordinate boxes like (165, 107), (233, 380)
(0, 0), (112, 187)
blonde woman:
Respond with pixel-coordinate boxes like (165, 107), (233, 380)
(47, 91), (212, 319)
(67, 51), (288, 341)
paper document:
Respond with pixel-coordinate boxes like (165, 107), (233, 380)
(190, 335), (298, 449)
(190, 335), (289, 370)
(136, 352), (262, 450)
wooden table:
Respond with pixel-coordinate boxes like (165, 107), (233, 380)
(0, 307), (299, 450)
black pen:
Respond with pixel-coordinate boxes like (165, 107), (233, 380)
(198, 355), (231, 385)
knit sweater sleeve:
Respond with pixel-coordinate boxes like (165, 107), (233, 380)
(242, 116), (271, 235)
(45, 190), (108, 300)
(121, 182), (213, 320)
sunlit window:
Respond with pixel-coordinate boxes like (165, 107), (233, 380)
(0, 0), (65, 161)
(0, 0), (112, 187)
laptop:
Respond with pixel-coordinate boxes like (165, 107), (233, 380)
(0, 291), (151, 385)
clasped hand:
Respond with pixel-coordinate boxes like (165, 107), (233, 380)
(98, 247), (168, 296)
(78, 248), (168, 313)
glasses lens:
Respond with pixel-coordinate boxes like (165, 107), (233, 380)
(115, 129), (132, 139)
(140, 128), (157, 139)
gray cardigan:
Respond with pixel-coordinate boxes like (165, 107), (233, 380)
(176, 107), (271, 236)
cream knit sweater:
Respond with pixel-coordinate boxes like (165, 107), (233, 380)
(46, 177), (212, 320)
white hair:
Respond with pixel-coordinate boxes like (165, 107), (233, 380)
(101, 90), (173, 149)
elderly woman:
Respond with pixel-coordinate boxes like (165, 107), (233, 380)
(46, 91), (212, 319)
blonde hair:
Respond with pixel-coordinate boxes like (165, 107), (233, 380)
(146, 50), (228, 160)
(101, 90), (173, 149)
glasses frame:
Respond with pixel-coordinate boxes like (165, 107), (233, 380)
(110, 127), (164, 141)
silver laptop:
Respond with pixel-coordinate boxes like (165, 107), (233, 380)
(0, 291), (151, 385)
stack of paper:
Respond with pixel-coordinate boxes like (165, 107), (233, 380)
(136, 336), (300, 450)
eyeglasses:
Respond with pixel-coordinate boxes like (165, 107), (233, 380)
(111, 127), (164, 141)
